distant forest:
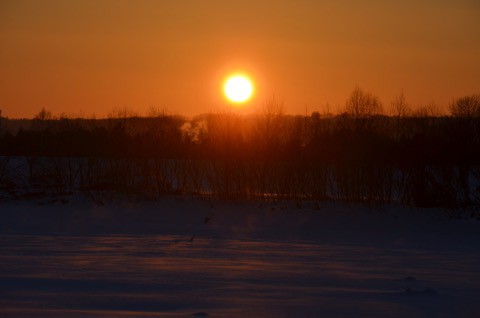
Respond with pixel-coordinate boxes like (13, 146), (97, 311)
(1, 89), (479, 210)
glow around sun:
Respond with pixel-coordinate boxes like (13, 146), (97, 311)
(224, 75), (254, 104)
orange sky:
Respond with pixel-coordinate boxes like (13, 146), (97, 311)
(1, 0), (479, 118)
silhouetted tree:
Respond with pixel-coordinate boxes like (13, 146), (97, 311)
(391, 91), (411, 139)
(345, 87), (383, 132)
(450, 95), (480, 118)
(346, 87), (383, 119)
(449, 94), (480, 206)
(256, 96), (284, 158)
(34, 108), (53, 121)
(391, 91), (411, 118)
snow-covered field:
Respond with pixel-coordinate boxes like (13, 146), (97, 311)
(1, 196), (479, 317)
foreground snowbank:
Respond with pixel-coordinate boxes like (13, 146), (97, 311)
(1, 196), (479, 317)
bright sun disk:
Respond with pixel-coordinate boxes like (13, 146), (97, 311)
(224, 75), (253, 103)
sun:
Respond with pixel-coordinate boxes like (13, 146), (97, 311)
(224, 75), (254, 104)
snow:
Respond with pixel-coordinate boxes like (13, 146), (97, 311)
(1, 196), (479, 317)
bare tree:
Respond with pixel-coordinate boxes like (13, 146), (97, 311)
(34, 107), (53, 121)
(450, 95), (480, 118)
(257, 96), (285, 148)
(346, 87), (383, 119)
(391, 91), (411, 139)
(448, 95), (480, 206)
(345, 87), (383, 131)
(413, 102), (441, 118)
(450, 94), (480, 144)
(391, 91), (411, 118)
(146, 105), (168, 118)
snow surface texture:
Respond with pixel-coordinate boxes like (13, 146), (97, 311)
(1, 196), (479, 317)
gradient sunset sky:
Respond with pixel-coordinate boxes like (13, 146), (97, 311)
(1, 0), (479, 118)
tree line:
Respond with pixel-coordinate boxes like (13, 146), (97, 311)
(0, 89), (479, 210)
